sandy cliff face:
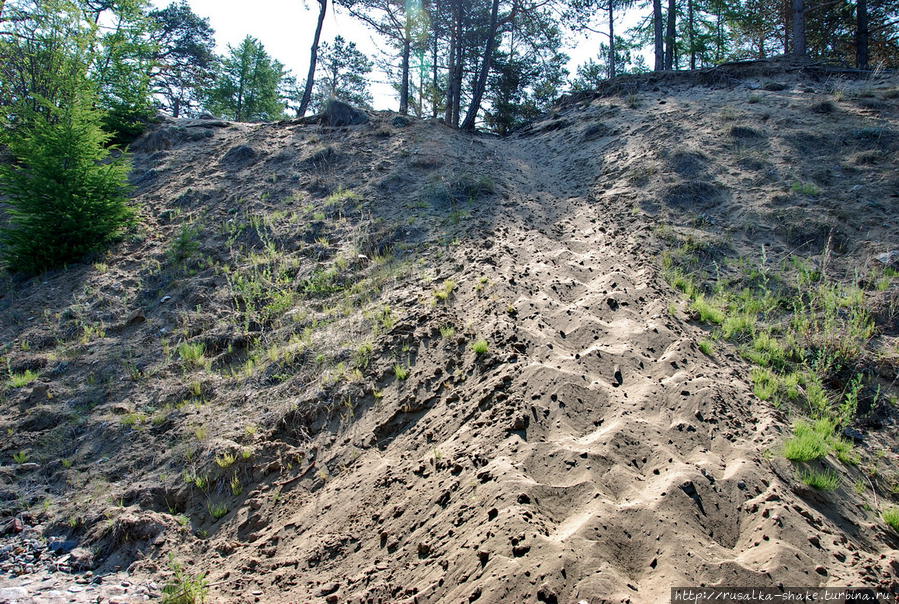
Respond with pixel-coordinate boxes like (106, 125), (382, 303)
(1, 63), (898, 602)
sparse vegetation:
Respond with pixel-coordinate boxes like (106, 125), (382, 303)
(798, 467), (840, 490)
(208, 502), (228, 520)
(433, 279), (457, 302)
(9, 369), (38, 388)
(472, 339), (489, 355)
(177, 342), (209, 370)
(394, 364), (409, 380)
(884, 507), (899, 532)
(162, 555), (208, 604)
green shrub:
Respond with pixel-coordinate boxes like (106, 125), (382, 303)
(0, 99), (134, 273)
(698, 339), (715, 356)
(472, 339), (489, 355)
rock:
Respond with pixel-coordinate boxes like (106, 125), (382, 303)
(763, 81), (787, 91)
(20, 405), (69, 432)
(318, 582), (340, 596)
(221, 145), (258, 167)
(198, 111), (217, 119)
(843, 426), (865, 443)
(2, 517), (24, 535)
(48, 539), (78, 553)
(417, 542), (431, 558)
(322, 99), (368, 127)
(69, 547), (95, 570)
(392, 115), (410, 127)
(875, 250), (899, 270)
(126, 309), (146, 325)
(160, 295), (172, 304)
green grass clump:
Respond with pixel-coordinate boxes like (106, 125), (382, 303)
(691, 295), (725, 324)
(884, 507), (899, 532)
(698, 339), (715, 356)
(790, 181), (821, 196)
(394, 364), (409, 380)
(12, 451), (29, 464)
(798, 467), (839, 490)
(751, 367), (778, 401)
(784, 419), (832, 461)
(439, 325), (455, 338)
(162, 555), (208, 604)
(433, 279), (457, 302)
(721, 313), (755, 340)
(742, 332), (787, 368)
(208, 502), (228, 520)
(472, 339), (489, 355)
(177, 341), (207, 368)
(9, 370), (38, 388)
(215, 452), (237, 468)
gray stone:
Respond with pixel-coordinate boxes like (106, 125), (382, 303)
(322, 99), (368, 127)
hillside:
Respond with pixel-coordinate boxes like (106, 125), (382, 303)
(1, 61), (899, 602)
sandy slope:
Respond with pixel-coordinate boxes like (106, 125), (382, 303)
(1, 63), (898, 602)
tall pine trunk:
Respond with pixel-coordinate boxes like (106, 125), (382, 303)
(653, 0), (664, 70)
(792, 0), (806, 58)
(298, 0), (327, 117)
(856, 0), (868, 68)
(444, 10), (457, 125)
(688, 0), (695, 69)
(461, 0), (500, 130)
(608, 3), (616, 78)
(399, 33), (411, 114)
(450, 11), (463, 127)
(664, 0), (676, 70)
(431, 31), (439, 118)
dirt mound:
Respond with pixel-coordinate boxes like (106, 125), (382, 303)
(1, 66), (898, 601)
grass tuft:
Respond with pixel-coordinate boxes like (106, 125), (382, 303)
(162, 555), (208, 604)
(798, 467), (840, 490)
(884, 507), (899, 532)
(9, 370), (38, 388)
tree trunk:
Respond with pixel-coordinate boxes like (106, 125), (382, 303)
(461, 0), (500, 130)
(450, 10), (463, 127)
(856, 0), (868, 68)
(716, 5), (722, 61)
(608, 3), (616, 78)
(0, 0), (6, 21)
(399, 33), (411, 114)
(173, 97), (180, 118)
(298, 0), (327, 117)
(444, 10), (457, 125)
(688, 0), (695, 69)
(792, 0), (806, 58)
(431, 31), (439, 118)
(653, 0), (664, 70)
(665, 0), (676, 70)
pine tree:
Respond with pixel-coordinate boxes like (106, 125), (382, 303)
(147, 1), (216, 118)
(0, 97), (134, 273)
(312, 35), (373, 110)
(205, 36), (286, 122)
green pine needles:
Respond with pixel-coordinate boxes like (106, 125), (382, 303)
(0, 100), (134, 273)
